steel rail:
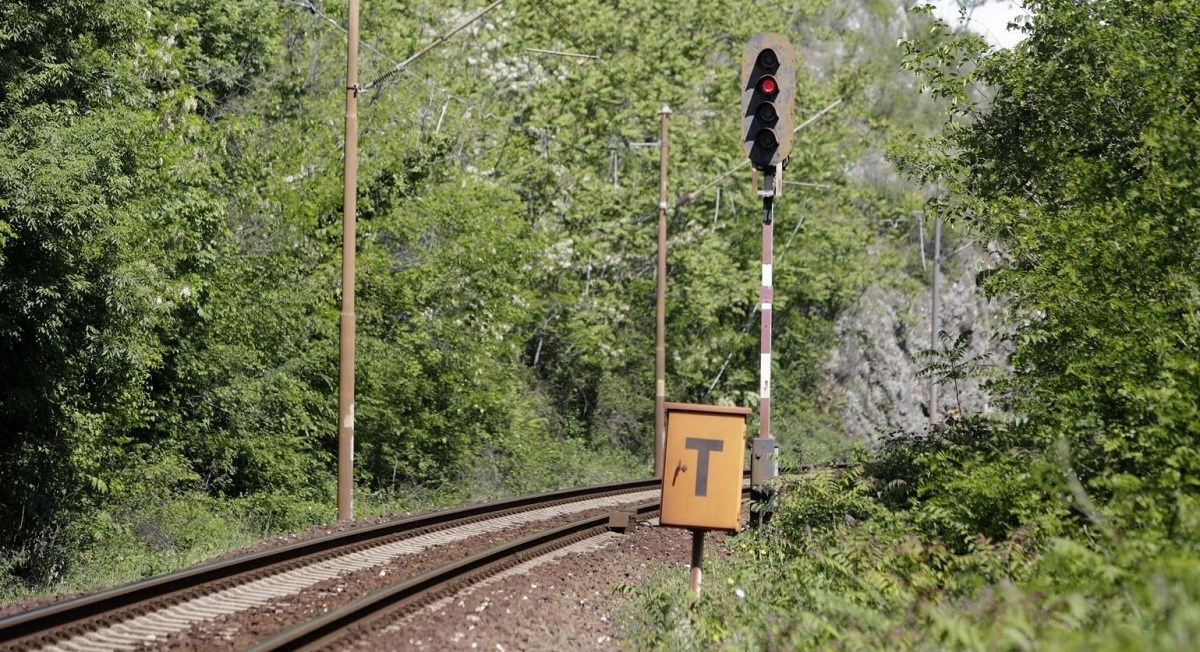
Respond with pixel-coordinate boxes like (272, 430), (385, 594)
(0, 477), (661, 646)
(246, 501), (663, 652)
(249, 479), (755, 651)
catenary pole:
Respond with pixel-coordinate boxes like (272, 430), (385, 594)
(334, 0), (510, 522)
(929, 217), (941, 427)
(337, 0), (360, 522)
(654, 105), (671, 478)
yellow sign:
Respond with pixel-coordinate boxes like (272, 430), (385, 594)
(659, 403), (750, 531)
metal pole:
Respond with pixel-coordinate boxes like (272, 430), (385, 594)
(760, 198), (773, 443)
(654, 105), (671, 478)
(751, 170), (779, 527)
(689, 529), (705, 598)
(930, 217), (941, 427)
(917, 214), (927, 271)
(337, 0), (360, 522)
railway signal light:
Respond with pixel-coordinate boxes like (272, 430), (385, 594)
(740, 34), (796, 171)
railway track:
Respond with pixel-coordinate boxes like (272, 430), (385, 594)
(249, 475), (754, 652)
(245, 501), (666, 652)
(0, 478), (669, 651)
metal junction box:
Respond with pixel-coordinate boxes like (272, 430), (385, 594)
(659, 402), (751, 531)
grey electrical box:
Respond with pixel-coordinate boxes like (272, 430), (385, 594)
(750, 437), (779, 485)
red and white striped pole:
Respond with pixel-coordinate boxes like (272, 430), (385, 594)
(751, 169), (780, 526)
(759, 201), (773, 439)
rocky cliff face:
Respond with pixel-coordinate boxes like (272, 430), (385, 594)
(826, 244), (1010, 445)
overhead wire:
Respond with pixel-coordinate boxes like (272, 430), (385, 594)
(282, 0), (499, 117)
(287, 0), (695, 186)
(363, 0), (507, 91)
(623, 99), (846, 231)
(279, 0), (844, 229)
(280, 0), (850, 401)
(282, 0), (555, 185)
(531, 0), (602, 68)
(282, 0), (617, 169)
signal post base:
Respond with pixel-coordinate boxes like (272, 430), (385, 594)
(750, 437), (779, 527)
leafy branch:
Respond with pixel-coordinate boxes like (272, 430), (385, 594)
(916, 328), (989, 415)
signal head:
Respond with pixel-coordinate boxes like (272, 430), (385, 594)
(740, 33), (797, 171)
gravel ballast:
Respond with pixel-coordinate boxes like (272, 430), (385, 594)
(348, 521), (736, 651)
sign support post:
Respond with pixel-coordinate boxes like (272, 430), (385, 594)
(690, 530), (705, 598)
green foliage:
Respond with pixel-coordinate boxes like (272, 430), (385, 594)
(916, 328), (990, 414)
(872, 417), (1065, 550)
(626, 428), (1200, 650)
(146, 0), (279, 109)
(0, 491), (267, 604)
(476, 428), (646, 499)
(0, 0), (148, 116)
(629, 2), (1200, 648)
(624, 461), (1033, 650)
(895, 0), (1200, 538)
(0, 0), (953, 606)
(0, 98), (161, 585)
(355, 175), (543, 486)
(0, 0), (303, 586)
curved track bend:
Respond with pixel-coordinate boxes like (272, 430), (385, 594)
(0, 478), (664, 651)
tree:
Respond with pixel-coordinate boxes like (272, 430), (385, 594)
(0, 0), (288, 584)
(898, 0), (1200, 538)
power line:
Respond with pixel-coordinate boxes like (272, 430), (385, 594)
(280, 0), (639, 173)
(525, 47), (600, 60)
(282, 0), (523, 132)
(532, 0), (600, 68)
(363, 0), (507, 90)
(678, 99), (843, 207)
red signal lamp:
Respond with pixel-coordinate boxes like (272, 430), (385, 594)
(758, 77), (777, 95)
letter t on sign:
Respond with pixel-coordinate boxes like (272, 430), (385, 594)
(684, 438), (723, 497)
